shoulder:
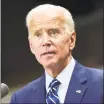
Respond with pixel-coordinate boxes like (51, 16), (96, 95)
(10, 75), (44, 100)
(85, 66), (103, 81)
(77, 61), (103, 83)
(75, 60), (103, 82)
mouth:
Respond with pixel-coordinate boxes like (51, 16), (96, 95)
(41, 51), (56, 56)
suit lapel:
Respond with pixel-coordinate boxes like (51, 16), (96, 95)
(64, 61), (88, 103)
(33, 74), (46, 103)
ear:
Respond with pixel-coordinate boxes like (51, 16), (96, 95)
(28, 36), (35, 54)
(69, 32), (76, 50)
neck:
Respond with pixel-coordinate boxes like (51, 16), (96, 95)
(44, 56), (72, 78)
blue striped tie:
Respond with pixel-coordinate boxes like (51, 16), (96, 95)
(46, 79), (60, 104)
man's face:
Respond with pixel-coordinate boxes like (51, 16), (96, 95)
(28, 12), (76, 68)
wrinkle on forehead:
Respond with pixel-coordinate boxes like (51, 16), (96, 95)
(28, 16), (68, 33)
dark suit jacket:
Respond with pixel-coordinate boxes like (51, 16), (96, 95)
(10, 61), (103, 104)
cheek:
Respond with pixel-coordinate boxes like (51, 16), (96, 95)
(57, 37), (70, 49)
(30, 40), (40, 56)
(56, 38), (70, 56)
(33, 45), (40, 56)
(59, 44), (69, 54)
(31, 44), (41, 62)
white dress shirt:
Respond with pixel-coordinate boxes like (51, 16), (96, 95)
(45, 57), (75, 103)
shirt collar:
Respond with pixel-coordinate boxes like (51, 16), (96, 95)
(45, 57), (75, 92)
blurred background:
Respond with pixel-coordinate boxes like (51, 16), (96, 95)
(1, 0), (103, 103)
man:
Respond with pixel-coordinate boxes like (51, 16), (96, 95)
(10, 4), (103, 104)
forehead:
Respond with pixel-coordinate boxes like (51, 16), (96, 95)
(28, 10), (67, 32)
(28, 17), (66, 33)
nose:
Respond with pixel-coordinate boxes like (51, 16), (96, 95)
(41, 32), (51, 47)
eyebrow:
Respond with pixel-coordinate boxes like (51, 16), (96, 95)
(33, 28), (42, 33)
(35, 27), (61, 32)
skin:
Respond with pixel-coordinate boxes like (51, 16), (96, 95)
(27, 8), (76, 78)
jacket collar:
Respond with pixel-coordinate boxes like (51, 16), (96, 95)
(33, 61), (88, 103)
(64, 60), (88, 103)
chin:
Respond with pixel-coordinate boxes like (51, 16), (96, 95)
(41, 59), (58, 68)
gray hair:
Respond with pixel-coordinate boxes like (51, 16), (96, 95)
(26, 4), (75, 33)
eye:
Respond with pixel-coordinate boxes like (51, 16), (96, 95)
(34, 32), (42, 37)
(48, 28), (60, 37)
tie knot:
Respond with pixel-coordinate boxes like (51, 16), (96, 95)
(49, 79), (60, 89)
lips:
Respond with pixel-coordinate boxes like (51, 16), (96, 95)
(41, 51), (55, 56)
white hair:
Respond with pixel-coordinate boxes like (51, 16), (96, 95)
(26, 4), (75, 33)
